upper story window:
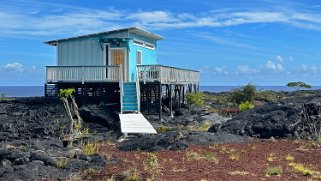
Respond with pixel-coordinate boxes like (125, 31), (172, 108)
(145, 42), (155, 50)
(136, 50), (142, 65)
(133, 39), (144, 47)
(133, 39), (155, 50)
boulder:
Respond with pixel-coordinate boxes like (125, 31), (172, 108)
(119, 131), (249, 152)
(208, 95), (321, 140)
(30, 152), (56, 166)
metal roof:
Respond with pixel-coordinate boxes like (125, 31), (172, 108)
(44, 27), (164, 45)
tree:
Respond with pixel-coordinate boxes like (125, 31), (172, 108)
(286, 81), (312, 90)
(59, 88), (83, 135)
(230, 83), (256, 105)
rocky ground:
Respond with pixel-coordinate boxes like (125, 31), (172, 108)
(0, 89), (321, 180)
(0, 98), (117, 180)
(88, 139), (321, 181)
(209, 90), (321, 140)
(0, 97), (234, 180)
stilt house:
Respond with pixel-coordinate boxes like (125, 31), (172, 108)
(45, 27), (199, 134)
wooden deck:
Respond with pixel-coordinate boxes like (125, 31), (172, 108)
(119, 113), (157, 135)
(137, 65), (199, 84)
(46, 65), (199, 85)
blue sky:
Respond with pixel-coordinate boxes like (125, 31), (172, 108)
(1, 0), (321, 86)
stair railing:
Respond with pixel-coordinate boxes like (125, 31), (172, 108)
(136, 65), (141, 113)
(119, 65), (123, 114)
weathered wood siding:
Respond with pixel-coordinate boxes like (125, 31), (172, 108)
(57, 37), (103, 66)
(57, 31), (129, 66)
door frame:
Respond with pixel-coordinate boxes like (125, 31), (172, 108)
(103, 43), (111, 66)
(105, 46), (128, 82)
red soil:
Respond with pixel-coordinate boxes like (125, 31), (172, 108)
(84, 139), (321, 181)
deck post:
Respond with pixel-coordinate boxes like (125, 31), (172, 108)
(169, 84), (173, 117)
(44, 83), (47, 98)
(178, 85), (182, 108)
(182, 85), (185, 105)
(158, 83), (162, 121)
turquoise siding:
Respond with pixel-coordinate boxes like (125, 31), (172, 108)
(128, 34), (157, 81)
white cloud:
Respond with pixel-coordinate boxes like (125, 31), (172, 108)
(1, 2), (321, 37)
(300, 64), (321, 74)
(265, 61), (284, 72)
(237, 65), (259, 74)
(195, 33), (256, 49)
(2, 62), (23, 72)
(127, 11), (175, 23)
(213, 66), (228, 75)
(301, 64), (309, 71)
(276, 55), (284, 62)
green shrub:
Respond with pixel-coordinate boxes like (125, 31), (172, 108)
(265, 166), (283, 176)
(255, 90), (285, 102)
(186, 92), (205, 106)
(0, 93), (6, 101)
(238, 101), (254, 111)
(230, 84), (256, 104)
(287, 81), (312, 90)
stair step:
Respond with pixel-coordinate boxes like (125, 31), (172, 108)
(124, 84), (136, 88)
(123, 93), (137, 97)
(123, 107), (138, 111)
(123, 97), (137, 102)
(123, 94), (137, 97)
(123, 103), (138, 107)
(123, 90), (137, 94)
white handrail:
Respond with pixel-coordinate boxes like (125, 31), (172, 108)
(137, 65), (199, 84)
(119, 65), (123, 114)
(46, 66), (120, 83)
(136, 65), (141, 113)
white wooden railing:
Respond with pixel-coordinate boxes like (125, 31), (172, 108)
(137, 65), (199, 84)
(136, 65), (141, 113)
(46, 65), (200, 85)
(46, 66), (121, 83)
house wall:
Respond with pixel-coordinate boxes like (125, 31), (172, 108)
(128, 34), (158, 81)
(57, 31), (130, 66)
(56, 30), (159, 82)
(57, 37), (104, 66)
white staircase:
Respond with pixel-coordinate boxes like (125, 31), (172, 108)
(119, 113), (157, 135)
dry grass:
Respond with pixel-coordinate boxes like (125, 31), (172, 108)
(82, 141), (99, 155)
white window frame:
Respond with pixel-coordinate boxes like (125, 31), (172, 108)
(144, 42), (155, 50)
(133, 39), (144, 47)
(136, 50), (142, 65)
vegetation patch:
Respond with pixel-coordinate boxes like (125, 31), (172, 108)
(229, 170), (251, 176)
(288, 163), (320, 176)
(55, 158), (69, 169)
(230, 83), (256, 105)
(265, 166), (283, 176)
(238, 101), (254, 111)
(186, 92), (205, 106)
(82, 141), (99, 155)
(186, 151), (219, 164)
(285, 154), (295, 161)
(229, 152), (240, 161)
(287, 81), (312, 90)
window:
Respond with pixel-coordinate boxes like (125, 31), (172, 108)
(133, 39), (156, 50)
(136, 50), (142, 65)
(145, 42), (155, 50)
(133, 39), (144, 47)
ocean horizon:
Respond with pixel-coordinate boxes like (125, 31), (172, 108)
(1, 85), (321, 97)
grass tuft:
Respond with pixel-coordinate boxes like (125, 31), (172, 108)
(265, 166), (283, 176)
(82, 141), (99, 155)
